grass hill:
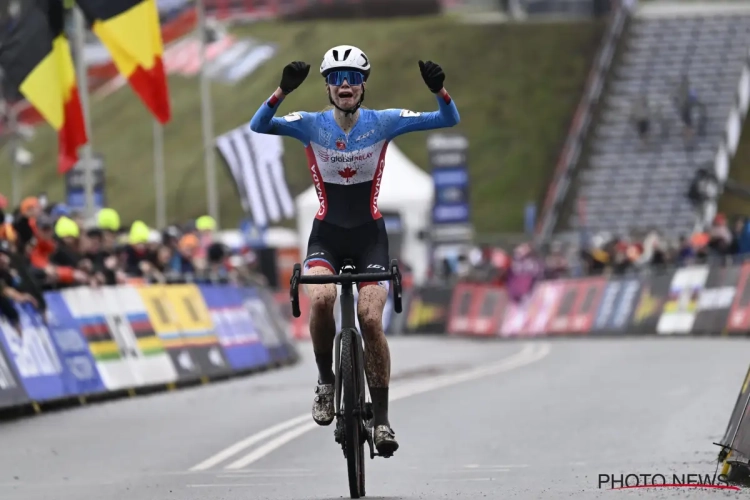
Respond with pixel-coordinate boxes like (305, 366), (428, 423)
(0, 16), (604, 233)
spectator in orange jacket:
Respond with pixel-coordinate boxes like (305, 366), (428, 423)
(29, 216), (89, 289)
(28, 214), (58, 271)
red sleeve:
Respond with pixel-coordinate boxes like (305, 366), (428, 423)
(56, 267), (76, 284)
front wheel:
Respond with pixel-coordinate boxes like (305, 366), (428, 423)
(341, 328), (365, 498)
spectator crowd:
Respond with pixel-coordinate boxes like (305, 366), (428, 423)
(0, 193), (265, 338)
(433, 211), (750, 286)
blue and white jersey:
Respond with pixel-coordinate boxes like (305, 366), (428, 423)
(249, 93), (460, 228)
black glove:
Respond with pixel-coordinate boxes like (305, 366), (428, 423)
(419, 60), (445, 94)
(279, 61), (310, 95)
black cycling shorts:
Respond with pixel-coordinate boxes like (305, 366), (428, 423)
(304, 218), (390, 291)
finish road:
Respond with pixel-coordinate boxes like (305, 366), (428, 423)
(0, 336), (746, 499)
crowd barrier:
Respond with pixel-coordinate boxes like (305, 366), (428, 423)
(0, 283), (298, 412)
(397, 263), (750, 337)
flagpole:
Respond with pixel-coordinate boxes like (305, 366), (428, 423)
(154, 120), (166, 228)
(72, 5), (96, 220)
(197, 0), (219, 224)
(8, 101), (20, 208)
(0, 71), (21, 208)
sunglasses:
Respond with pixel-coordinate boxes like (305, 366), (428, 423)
(326, 70), (365, 86)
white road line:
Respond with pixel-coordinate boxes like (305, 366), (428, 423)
(188, 415), (310, 471)
(220, 343), (549, 470)
(387, 342), (549, 402)
(190, 342), (551, 471)
(186, 483), (277, 488)
(485, 465), (530, 469)
(219, 468), (313, 474)
(216, 473), (317, 478)
(225, 422), (318, 469)
(459, 469), (511, 473)
(464, 464), (529, 469)
(430, 477), (501, 482)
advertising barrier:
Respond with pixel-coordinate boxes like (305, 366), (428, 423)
(432, 265), (750, 339)
(0, 303), (68, 401)
(501, 281), (562, 337)
(592, 278), (641, 334)
(274, 290), (311, 341)
(45, 293), (107, 397)
(0, 340), (27, 408)
(447, 284), (481, 336)
(471, 286), (508, 336)
(545, 278), (606, 335)
(0, 283), (298, 411)
(628, 272), (672, 335)
(240, 286), (297, 363)
(727, 262), (750, 334)
(657, 266), (710, 335)
(694, 265), (740, 335)
(403, 286), (453, 334)
(200, 285), (271, 371)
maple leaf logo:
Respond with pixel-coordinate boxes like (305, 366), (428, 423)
(338, 166), (356, 182)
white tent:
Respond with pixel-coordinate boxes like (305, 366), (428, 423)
(295, 142), (433, 285)
(216, 227), (299, 250)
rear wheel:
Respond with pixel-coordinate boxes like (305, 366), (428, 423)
(341, 328), (365, 498)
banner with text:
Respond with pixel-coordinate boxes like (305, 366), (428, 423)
(443, 265), (750, 338)
(0, 283), (294, 409)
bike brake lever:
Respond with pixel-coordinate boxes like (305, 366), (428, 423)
(290, 264), (301, 318)
(390, 263), (403, 314)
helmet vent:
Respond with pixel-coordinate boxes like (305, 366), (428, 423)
(343, 48), (352, 60)
(332, 50), (339, 61)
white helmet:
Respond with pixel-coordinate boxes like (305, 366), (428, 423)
(320, 45), (371, 81)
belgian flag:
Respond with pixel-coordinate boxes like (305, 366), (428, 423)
(77, 0), (170, 124)
(0, 0), (87, 174)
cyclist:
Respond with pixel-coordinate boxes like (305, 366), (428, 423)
(250, 45), (460, 456)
